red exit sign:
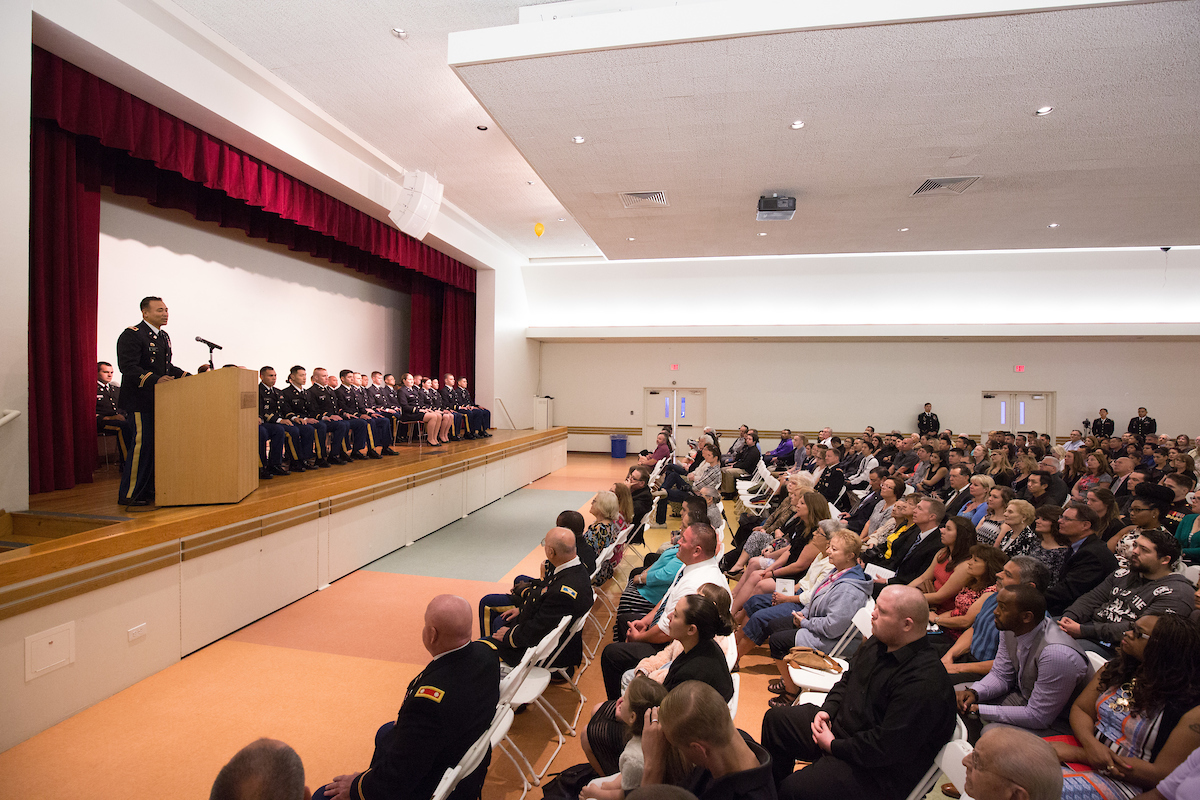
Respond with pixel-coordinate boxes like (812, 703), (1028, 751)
(1014, 365), (1026, 373)
(670, 364), (679, 371)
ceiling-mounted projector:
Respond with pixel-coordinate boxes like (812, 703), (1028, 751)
(757, 195), (796, 221)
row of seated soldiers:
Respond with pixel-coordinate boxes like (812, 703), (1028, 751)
(95, 361), (490, 477)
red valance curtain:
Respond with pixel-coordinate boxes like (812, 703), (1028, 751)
(29, 47), (479, 493)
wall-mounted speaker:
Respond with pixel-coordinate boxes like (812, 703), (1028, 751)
(388, 170), (444, 240)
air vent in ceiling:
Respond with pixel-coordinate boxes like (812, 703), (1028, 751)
(911, 176), (981, 196)
(618, 191), (669, 208)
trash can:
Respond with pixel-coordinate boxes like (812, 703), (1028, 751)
(610, 434), (627, 459)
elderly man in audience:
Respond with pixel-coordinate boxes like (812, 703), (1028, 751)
(761, 585), (955, 800)
(211, 738), (309, 800)
(962, 727), (1064, 800)
(600, 523), (726, 701)
(314, 595), (500, 800)
(1058, 528), (1193, 648)
(872, 496), (948, 591)
(1045, 502), (1119, 615)
(721, 424), (750, 466)
(641, 681), (774, 800)
(943, 464), (974, 517)
(956, 584), (1090, 742)
(890, 435), (920, 478)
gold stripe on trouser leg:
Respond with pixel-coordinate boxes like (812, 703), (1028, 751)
(365, 422), (375, 449)
(286, 431), (298, 460)
(482, 604), (516, 637)
(124, 412), (144, 500)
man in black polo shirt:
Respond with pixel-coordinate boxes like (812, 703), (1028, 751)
(761, 585), (955, 800)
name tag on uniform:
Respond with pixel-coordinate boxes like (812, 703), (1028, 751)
(415, 686), (445, 703)
(560, 585), (578, 599)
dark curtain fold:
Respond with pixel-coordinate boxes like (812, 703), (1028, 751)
(409, 275), (444, 378)
(439, 288), (476, 381)
(29, 121), (102, 493)
(31, 46), (475, 293)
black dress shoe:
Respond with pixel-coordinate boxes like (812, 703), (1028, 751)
(367, 450), (383, 460)
(259, 468), (274, 480)
(381, 447), (399, 456)
(124, 498), (153, 507)
(290, 462), (308, 473)
(315, 459), (332, 468)
(351, 452), (368, 461)
(269, 465), (290, 476)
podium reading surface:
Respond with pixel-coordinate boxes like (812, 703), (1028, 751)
(155, 367), (258, 506)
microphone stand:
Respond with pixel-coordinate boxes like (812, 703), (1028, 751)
(206, 343), (218, 370)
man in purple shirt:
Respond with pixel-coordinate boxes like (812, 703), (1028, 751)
(955, 584), (1090, 742)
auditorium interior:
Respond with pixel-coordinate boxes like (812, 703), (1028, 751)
(1, 1), (1198, 798)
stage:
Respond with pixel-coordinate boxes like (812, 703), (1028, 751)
(0, 427), (567, 750)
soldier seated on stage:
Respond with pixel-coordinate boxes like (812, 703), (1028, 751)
(259, 366), (322, 475)
(337, 369), (398, 458)
(327, 371), (381, 460)
(313, 595), (501, 800)
(432, 377), (467, 440)
(454, 375), (492, 438)
(367, 370), (403, 442)
(96, 361), (133, 465)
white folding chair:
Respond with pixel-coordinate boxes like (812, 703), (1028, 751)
(429, 701), (514, 800)
(786, 598), (874, 693)
(1183, 563), (1200, 586)
(904, 716), (969, 800)
(938, 739), (974, 800)
(728, 672), (741, 718)
(505, 616), (572, 785)
(1086, 650), (1109, 674)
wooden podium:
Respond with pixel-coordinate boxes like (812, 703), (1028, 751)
(155, 368), (259, 506)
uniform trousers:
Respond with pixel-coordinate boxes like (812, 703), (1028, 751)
(282, 423), (318, 463)
(260, 423), (286, 467)
(322, 418), (351, 456)
(365, 414), (394, 447)
(98, 416), (134, 463)
(463, 407), (490, 434)
(447, 409), (468, 438)
(344, 417), (371, 451)
(761, 703), (892, 800)
(118, 410), (155, 504)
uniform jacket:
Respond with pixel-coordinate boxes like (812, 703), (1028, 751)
(96, 381), (120, 417)
(116, 321), (186, 412)
(366, 384), (392, 409)
(350, 640), (501, 800)
(495, 562), (593, 666)
(258, 383), (294, 424)
(1091, 418), (1115, 438)
(334, 384), (361, 416)
(1128, 415), (1157, 436)
(282, 383), (319, 419)
(399, 385), (425, 414)
(306, 383), (341, 418)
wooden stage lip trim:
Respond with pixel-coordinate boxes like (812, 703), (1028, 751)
(5, 428), (568, 588)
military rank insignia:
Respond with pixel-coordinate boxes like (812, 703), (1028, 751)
(560, 585), (578, 599)
(415, 685), (445, 702)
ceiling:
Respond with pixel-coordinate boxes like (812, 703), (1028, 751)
(171, 0), (1199, 261)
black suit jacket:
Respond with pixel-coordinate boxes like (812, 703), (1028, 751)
(350, 640), (500, 800)
(1045, 535), (1119, 615)
(944, 487), (971, 519)
(889, 527), (944, 586)
(845, 491), (880, 534)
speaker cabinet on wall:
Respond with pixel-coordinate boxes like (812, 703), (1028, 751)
(388, 170), (444, 240)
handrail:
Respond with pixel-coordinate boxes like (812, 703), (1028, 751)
(495, 397), (515, 430)
(0, 410), (20, 429)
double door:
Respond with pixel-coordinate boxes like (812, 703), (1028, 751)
(980, 391), (1054, 438)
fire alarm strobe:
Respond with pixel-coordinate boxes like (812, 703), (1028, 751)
(757, 195), (796, 221)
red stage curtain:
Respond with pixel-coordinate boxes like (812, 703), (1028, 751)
(439, 288), (477, 381)
(29, 121), (102, 493)
(31, 47), (474, 293)
(409, 276), (444, 378)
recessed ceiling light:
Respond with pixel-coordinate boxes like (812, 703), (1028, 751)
(526, 181), (534, 185)
(627, 237), (636, 241)
(1047, 223), (1060, 228)
(391, 28), (408, 39)
(571, 136), (586, 144)
(557, 218), (565, 222)
(790, 120), (805, 129)
(898, 227), (909, 232)
(756, 232), (767, 237)
(476, 125), (488, 131)
(581, 243), (588, 247)
(1035, 106), (1054, 116)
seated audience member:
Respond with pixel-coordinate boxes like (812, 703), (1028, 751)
(489, 528), (594, 669)
(942, 465), (973, 517)
(962, 727), (1063, 800)
(859, 475), (905, 547)
(1161, 473), (1196, 535)
(720, 425), (749, 466)
(627, 466), (654, 535)
(909, 515), (978, 613)
(729, 493), (830, 614)
(1045, 502), (1120, 616)
(640, 431), (672, 467)
(580, 675), (672, 794)
(1019, 470), (1058, 510)
(587, 490), (623, 582)
(1029, 505), (1069, 581)
(1110, 483), (1175, 568)
(95, 361), (132, 463)
(723, 488), (817, 579)
(975, 485), (1015, 546)
(879, 496), (948, 589)
(862, 489), (918, 561)
(1109, 455), (1137, 499)
(614, 523), (687, 631)
(732, 520), (839, 664)
(600, 523), (726, 701)
(1175, 490), (1200, 563)
(1070, 451), (1114, 502)
(584, 586), (736, 776)
(842, 468), (887, 534)
(917, 450), (949, 497)
(396, 372), (445, 447)
(765, 529), (873, 705)
(956, 584), (1090, 741)
(760, 585), (955, 800)
(652, 443), (721, 526)
(721, 430), (761, 497)
(1058, 529), (1193, 647)
(698, 487), (724, 531)
(813, 447), (846, 508)
(314, 595), (500, 800)
(890, 436), (920, 479)
(642, 681), (773, 800)
(1086, 487), (1126, 546)
(1053, 614), (1200, 799)
(993, 499), (1038, 557)
(963, 474), (994, 525)
(843, 438), (879, 491)
(927, 545), (1007, 644)
(940, 555), (1052, 678)
(721, 475), (812, 571)
(761, 429), (794, 468)
(985, 448), (1016, 487)
(211, 738), (309, 800)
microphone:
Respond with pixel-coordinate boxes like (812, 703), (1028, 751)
(195, 336), (223, 351)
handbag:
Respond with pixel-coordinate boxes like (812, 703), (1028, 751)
(784, 646), (843, 673)
(540, 763), (599, 800)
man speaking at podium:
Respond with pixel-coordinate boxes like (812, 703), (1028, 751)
(116, 296), (188, 508)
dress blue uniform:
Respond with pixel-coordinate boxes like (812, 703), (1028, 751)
(115, 320), (187, 504)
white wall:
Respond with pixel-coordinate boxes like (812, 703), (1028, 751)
(97, 192), (410, 377)
(0, 4), (31, 511)
(479, 260), (541, 429)
(541, 339), (1200, 448)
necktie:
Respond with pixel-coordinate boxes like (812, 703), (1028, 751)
(652, 569), (686, 624)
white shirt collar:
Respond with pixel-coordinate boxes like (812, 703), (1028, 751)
(146, 322), (161, 334)
(557, 556), (582, 571)
(430, 640), (472, 662)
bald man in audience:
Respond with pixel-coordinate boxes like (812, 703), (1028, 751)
(962, 726), (1063, 800)
(210, 738), (310, 800)
(314, 595), (500, 800)
(761, 585), (955, 800)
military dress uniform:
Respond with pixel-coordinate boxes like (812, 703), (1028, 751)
(493, 560), (594, 668)
(455, 386), (491, 437)
(1091, 417), (1115, 438)
(96, 380), (133, 462)
(300, 382), (353, 462)
(341, 640), (501, 800)
(357, 382), (397, 453)
(438, 384), (470, 439)
(366, 383), (402, 441)
(334, 383), (386, 457)
(917, 410), (940, 436)
(259, 382), (320, 472)
(281, 382), (334, 465)
(1128, 414), (1157, 437)
(115, 321), (187, 504)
